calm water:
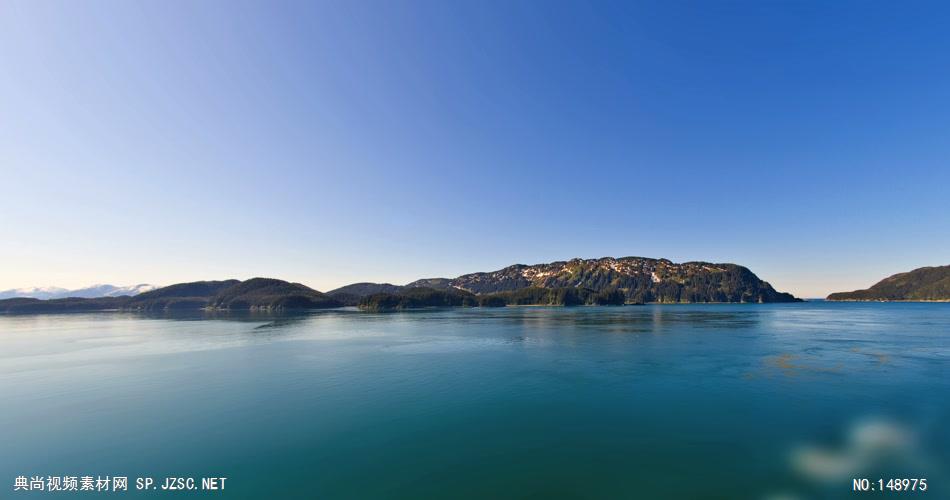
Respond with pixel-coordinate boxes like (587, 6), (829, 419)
(1, 303), (948, 499)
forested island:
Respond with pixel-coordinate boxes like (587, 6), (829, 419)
(0, 256), (802, 314)
(827, 265), (950, 301)
(338, 257), (799, 309)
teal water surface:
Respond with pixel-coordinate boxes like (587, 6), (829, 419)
(1, 303), (948, 499)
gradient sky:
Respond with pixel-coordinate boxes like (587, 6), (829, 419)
(2, 1), (949, 298)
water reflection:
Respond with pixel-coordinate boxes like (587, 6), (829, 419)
(0, 303), (947, 499)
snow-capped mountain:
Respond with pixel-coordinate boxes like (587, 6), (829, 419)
(0, 284), (157, 300)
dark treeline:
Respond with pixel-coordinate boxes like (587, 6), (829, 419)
(358, 286), (627, 311)
(483, 287), (626, 306)
(0, 296), (131, 314)
(359, 287), (478, 311)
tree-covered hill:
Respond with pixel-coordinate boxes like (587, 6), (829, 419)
(327, 282), (405, 306)
(334, 257), (798, 304)
(827, 265), (950, 301)
(127, 280), (240, 311)
(208, 278), (341, 310)
(413, 257), (798, 303)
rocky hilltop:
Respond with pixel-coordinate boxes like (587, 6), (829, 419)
(408, 257), (798, 303)
(827, 265), (950, 301)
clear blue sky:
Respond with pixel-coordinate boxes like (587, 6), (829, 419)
(2, 1), (948, 297)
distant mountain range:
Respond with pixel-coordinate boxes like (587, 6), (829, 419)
(0, 283), (156, 300)
(7, 259), (946, 313)
(827, 265), (950, 301)
(0, 256), (802, 314)
(0, 278), (342, 314)
(331, 256), (800, 306)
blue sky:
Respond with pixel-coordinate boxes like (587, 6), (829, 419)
(1, 0), (948, 297)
